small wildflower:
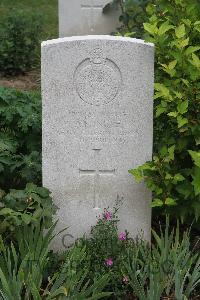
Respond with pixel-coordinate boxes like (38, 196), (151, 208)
(119, 232), (126, 241)
(105, 258), (113, 266)
(122, 276), (129, 284)
(26, 197), (32, 204)
(104, 210), (112, 220)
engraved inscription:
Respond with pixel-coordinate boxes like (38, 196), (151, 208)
(74, 48), (122, 106)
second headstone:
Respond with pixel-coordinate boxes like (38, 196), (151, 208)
(59, 0), (121, 37)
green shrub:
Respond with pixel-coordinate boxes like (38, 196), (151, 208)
(0, 183), (57, 236)
(0, 87), (41, 191)
(119, 0), (200, 222)
(0, 87), (57, 242)
(0, 9), (42, 75)
(76, 208), (134, 298)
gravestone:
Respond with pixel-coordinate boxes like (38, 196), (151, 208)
(42, 36), (154, 250)
(59, 0), (121, 37)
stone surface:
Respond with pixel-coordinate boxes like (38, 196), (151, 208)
(42, 36), (154, 250)
(59, 0), (121, 37)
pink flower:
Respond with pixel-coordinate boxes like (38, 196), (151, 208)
(105, 258), (113, 266)
(104, 210), (112, 220)
(122, 276), (129, 284)
(119, 232), (126, 241)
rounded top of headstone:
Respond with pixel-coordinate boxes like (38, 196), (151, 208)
(41, 35), (154, 48)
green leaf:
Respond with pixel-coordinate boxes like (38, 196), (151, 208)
(128, 168), (143, 182)
(179, 37), (189, 48)
(191, 53), (200, 68)
(185, 46), (200, 56)
(194, 20), (200, 32)
(151, 199), (163, 207)
(177, 100), (188, 114)
(175, 24), (186, 38)
(177, 116), (188, 128)
(191, 167), (200, 196)
(143, 22), (158, 35)
(26, 183), (37, 193)
(181, 79), (189, 86)
(168, 145), (175, 161)
(165, 198), (177, 206)
(35, 187), (49, 198)
(154, 83), (171, 99)
(168, 60), (177, 70)
(0, 208), (14, 215)
(188, 150), (200, 167)
(174, 174), (185, 182)
(168, 111), (178, 118)
(21, 213), (32, 224)
(158, 21), (174, 36)
(156, 106), (166, 117)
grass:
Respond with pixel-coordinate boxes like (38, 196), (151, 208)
(0, 0), (58, 41)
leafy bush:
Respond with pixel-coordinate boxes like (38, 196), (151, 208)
(0, 87), (46, 237)
(118, 0), (200, 222)
(77, 208), (133, 298)
(0, 87), (41, 191)
(0, 183), (57, 236)
(0, 9), (42, 75)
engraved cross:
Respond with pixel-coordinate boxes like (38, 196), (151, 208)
(81, 0), (103, 31)
(79, 167), (115, 209)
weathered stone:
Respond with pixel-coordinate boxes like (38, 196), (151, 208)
(42, 36), (154, 250)
(59, 0), (121, 37)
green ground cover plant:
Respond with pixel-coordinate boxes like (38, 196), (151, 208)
(117, 0), (200, 222)
(0, 208), (199, 299)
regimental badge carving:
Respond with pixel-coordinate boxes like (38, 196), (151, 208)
(74, 48), (122, 106)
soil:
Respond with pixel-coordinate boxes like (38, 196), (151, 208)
(0, 71), (40, 91)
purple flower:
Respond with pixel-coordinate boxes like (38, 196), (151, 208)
(122, 276), (129, 284)
(104, 210), (112, 220)
(119, 232), (126, 241)
(105, 258), (113, 266)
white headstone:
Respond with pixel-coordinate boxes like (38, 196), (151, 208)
(42, 36), (154, 250)
(59, 0), (121, 37)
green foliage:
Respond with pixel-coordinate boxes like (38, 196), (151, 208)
(115, 0), (149, 37)
(0, 87), (49, 238)
(120, 0), (200, 222)
(0, 87), (41, 190)
(0, 208), (199, 299)
(124, 218), (200, 299)
(0, 9), (42, 75)
(63, 211), (200, 299)
(0, 223), (111, 300)
(76, 208), (141, 298)
(0, 183), (57, 235)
